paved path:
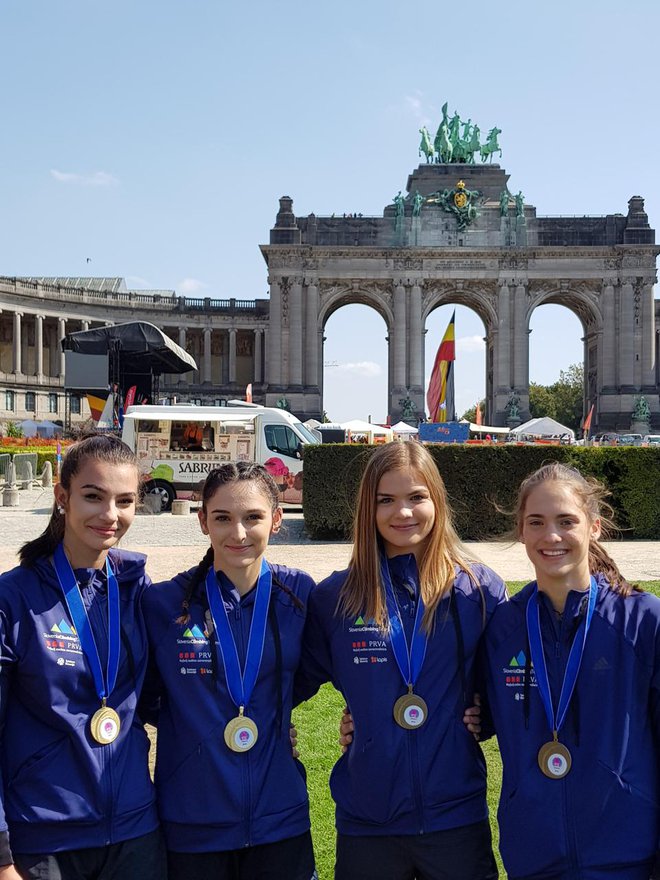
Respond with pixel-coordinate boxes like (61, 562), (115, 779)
(0, 487), (658, 583)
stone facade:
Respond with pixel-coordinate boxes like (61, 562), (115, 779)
(261, 164), (659, 428)
(1, 161), (658, 433)
(0, 277), (269, 429)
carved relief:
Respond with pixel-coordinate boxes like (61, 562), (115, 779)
(237, 332), (253, 357)
(394, 257), (422, 271)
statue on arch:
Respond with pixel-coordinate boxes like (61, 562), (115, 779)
(276, 396), (290, 411)
(631, 395), (651, 429)
(399, 395), (418, 422)
(418, 127), (435, 163)
(515, 191), (525, 218)
(505, 390), (521, 426)
(412, 190), (424, 217)
(499, 189), (510, 217)
(480, 126), (502, 163)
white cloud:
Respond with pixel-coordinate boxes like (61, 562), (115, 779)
(404, 91), (434, 128)
(456, 335), (485, 354)
(334, 360), (382, 378)
(178, 278), (208, 294)
(50, 169), (119, 187)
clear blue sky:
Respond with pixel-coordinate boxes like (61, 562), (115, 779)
(1, 0), (657, 422)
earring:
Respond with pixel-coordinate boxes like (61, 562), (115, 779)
(57, 506), (64, 514)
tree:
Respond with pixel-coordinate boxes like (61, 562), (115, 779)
(529, 363), (584, 433)
(460, 400), (485, 423)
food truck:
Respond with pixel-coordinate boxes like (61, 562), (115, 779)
(121, 404), (319, 509)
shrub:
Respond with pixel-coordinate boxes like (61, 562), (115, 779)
(302, 444), (660, 540)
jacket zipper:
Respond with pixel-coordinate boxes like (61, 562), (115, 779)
(406, 589), (425, 833)
(554, 604), (580, 876)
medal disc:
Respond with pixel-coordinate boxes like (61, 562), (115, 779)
(393, 692), (428, 729)
(90, 706), (121, 745)
(224, 714), (259, 752)
(538, 740), (572, 779)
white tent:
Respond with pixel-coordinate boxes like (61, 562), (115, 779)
(18, 419), (62, 438)
(391, 420), (418, 435)
(510, 417), (575, 441)
(341, 419), (393, 442)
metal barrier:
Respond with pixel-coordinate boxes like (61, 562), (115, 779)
(0, 454), (10, 482)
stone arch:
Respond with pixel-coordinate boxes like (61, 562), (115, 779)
(527, 284), (604, 426)
(317, 284), (395, 332)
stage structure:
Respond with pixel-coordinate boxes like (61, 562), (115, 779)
(61, 321), (197, 427)
(261, 107), (660, 429)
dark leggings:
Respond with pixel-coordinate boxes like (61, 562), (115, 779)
(13, 830), (166, 880)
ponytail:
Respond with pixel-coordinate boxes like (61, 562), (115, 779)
(588, 539), (639, 597)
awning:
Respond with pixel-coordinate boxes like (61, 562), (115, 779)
(61, 321), (197, 375)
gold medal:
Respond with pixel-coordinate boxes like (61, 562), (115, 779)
(224, 707), (258, 753)
(90, 703), (121, 745)
(538, 739), (572, 779)
(393, 687), (428, 730)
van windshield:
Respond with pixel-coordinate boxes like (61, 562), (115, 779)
(294, 423), (320, 445)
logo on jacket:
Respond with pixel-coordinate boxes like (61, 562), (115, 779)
(177, 624), (209, 645)
(42, 617), (82, 656)
(501, 649), (536, 691)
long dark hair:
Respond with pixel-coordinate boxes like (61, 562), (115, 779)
(19, 434), (138, 568)
(177, 462), (293, 624)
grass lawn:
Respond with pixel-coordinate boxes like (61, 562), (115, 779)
(293, 581), (660, 879)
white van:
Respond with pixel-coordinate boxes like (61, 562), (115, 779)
(121, 403), (319, 510)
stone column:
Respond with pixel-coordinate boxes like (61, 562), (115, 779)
(81, 320), (90, 332)
(268, 277), (282, 385)
(393, 282), (407, 390)
(12, 312), (22, 374)
(58, 317), (66, 377)
(601, 282), (616, 388)
(409, 283), (423, 389)
(289, 278), (303, 386)
(178, 326), (187, 384)
(254, 329), (262, 384)
(203, 328), (212, 383)
(640, 282), (655, 386)
(512, 283), (528, 390)
(305, 280), (319, 389)
(497, 281), (511, 390)
(229, 329), (237, 384)
(35, 314), (44, 378)
(618, 279), (634, 388)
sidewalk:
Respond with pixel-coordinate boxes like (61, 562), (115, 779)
(0, 487), (658, 583)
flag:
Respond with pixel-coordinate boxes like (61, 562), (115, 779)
(475, 401), (483, 426)
(427, 312), (456, 422)
(582, 403), (595, 436)
(246, 383), (253, 403)
(124, 385), (137, 410)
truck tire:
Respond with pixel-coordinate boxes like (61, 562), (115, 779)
(144, 479), (175, 512)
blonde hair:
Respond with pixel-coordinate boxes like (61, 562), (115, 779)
(514, 462), (636, 596)
(339, 443), (475, 631)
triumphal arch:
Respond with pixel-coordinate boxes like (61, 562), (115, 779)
(261, 111), (659, 429)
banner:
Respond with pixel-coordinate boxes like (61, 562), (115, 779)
(427, 312), (456, 422)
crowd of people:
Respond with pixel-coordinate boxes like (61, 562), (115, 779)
(0, 434), (658, 880)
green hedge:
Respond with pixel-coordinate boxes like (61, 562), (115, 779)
(302, 444), (660, 540)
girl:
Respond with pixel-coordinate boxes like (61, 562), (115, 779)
(295, 441), (507, 880)
(481, 462), (660, 879)
(142, 462), (317, 880)
(0, 435), (163, 880)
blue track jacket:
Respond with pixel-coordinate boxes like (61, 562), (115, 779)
(0, 551), (158, 861)
(143, 563), (314, 853)
(482, 575), (660, 880)
(294, 555), (507, 836)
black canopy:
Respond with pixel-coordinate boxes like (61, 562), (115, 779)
(62, 321), (197, 375)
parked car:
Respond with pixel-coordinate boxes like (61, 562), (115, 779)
(617, 433), (643, 446)
(643, 434), (660, 446)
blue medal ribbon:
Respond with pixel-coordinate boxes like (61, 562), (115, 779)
(53, 543), (121, 703)
(380, 555), (428, 689)
(205, 560), (271, 711)
(526, 576), (598, 737)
